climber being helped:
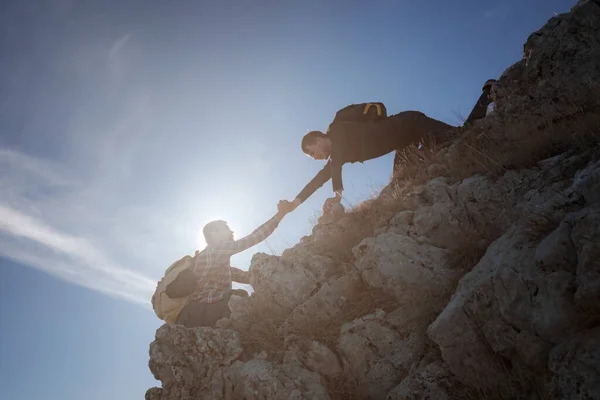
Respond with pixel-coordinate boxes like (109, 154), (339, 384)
(152, 200), (295, 329)
(283, 79), (496, 213)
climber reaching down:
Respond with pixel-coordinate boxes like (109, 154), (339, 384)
(282, 79), (497, 214)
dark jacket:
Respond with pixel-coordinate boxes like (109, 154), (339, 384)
(295, 111), (455, 202)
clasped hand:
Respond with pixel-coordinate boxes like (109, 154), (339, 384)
(277, 199), (296, 214)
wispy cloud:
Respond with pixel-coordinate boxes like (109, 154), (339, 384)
(107, 34), (132, 80)
(0, 167), (157, 306)
(0, 30), (265, 310)
(109, 34), (130, 62)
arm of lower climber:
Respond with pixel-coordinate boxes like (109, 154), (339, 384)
(165, 267), (198, 298)
(294, 161), (332, 203)
(231, 267), (250, 284)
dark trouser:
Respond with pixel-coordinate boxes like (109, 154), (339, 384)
(388, 111), (458, 175)
(176, 297), (231, 328)
(176, 289), (248, 328)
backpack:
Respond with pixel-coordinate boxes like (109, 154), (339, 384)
(331, 102), (388, 125)
(151, 255), (196, 324)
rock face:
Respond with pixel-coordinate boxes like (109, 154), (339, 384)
(146, 5), (600, 400)
(146, 324), (330, 400)
(492, 0), (600, 120)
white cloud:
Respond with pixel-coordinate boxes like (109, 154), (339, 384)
(0, 33), (278, 310)
(109, 34), (130, 62)
(0, 199), (156, 306)
(0, 143), (176, 307)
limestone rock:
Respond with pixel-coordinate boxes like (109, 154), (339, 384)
(146, 324), (244, 400)
(493, 1), (600, 119)
(283, 337), (342, 378)
(427, 200), (600, 396)
(548, 327), (600, 400)
(225, 359), (331, 400)
(337, 309), (426, 399)
(249, 252), (324, 313)
(385, 361), (462, 400)
(280, 270), (363, 336)
(353, 232), (456, 314)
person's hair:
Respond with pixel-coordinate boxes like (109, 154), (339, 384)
(202, 220), (227, 244)
(301, 130), (326, 154)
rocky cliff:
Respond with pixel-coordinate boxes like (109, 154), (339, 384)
(145, 2), (600, 399)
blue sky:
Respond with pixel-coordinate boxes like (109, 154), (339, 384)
(0, 0), (575, 399)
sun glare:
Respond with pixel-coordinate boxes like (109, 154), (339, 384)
(191, 187), (258, 250)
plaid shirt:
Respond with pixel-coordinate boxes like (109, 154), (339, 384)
(188, 214), (281, 304)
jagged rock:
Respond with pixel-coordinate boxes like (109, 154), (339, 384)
(385, 360), (463, 400)
(280, 243), (337, 283)
(280, 270), (362, 336)
(225, 359), (331, 399)
(386, 171), (541, 251)
(548, 327), (600, 400)
(145, 387), (162, 400)
(311, 220), (347, 244)
(146, 324), (244, 400)
(353, 232), (456, 314)
(248, 252), (325, 313)
(337, 309), (426, 399)
(317, 202), (346, 225)
(428, 191), (600, 396)
(283, 337), (342, 378)
(493, 0), (600, 119)
(571, 157), (600, 206)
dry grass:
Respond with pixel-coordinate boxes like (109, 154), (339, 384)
(306, 181), (415, 264)
(301, 83), (600, 275)
(313, 108), (600, 259)
(231, 294), (288, 362)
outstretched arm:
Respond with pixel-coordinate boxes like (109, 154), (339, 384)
(231, 267), (250, 284)
(209, 209), (288, 257)
(292, 161), (332, 206)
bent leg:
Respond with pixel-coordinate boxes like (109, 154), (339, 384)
(176, 298), (231, 328)
(176, 301), (209, 328)
(389, 111), (456, 146)
(203, 299), (231, 327)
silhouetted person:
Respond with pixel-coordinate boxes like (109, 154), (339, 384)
(164, 200), (294, 328)
(283, 79), (497, 212)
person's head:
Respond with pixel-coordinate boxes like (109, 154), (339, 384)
(301, 130), (331, 160)
(202, 220), (234, 245)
